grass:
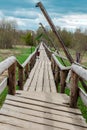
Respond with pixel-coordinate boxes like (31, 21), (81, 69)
(0, 87), (8, 108)
(16, 47), (35, 64)
(56, 56), (71, 66)
(0, 46), (35, 107)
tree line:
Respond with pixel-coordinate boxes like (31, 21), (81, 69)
(0, 19), (87, 58)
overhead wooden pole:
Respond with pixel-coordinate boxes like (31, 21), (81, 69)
(39, 23), (58, 52)
(36, 2), (74, 64)
(39, 22), (66, 66)
(36, 2), (87, 92)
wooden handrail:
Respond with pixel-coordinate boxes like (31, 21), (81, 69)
(43, 43), (87, 108)
(0, 47), (38, 95)
(71, 64), (87, 81)
(0, 56), (16, 75)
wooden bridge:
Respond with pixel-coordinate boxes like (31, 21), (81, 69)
(0, 43), (87, 130)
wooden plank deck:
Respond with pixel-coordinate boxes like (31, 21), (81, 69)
(24, 43), (57, 92)
(0, 43), (87, 130)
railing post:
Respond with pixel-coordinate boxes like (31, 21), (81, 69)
(18, 67), (24, 90)
(8, 62), (16, 95)
(60, 70), (67, 93)
(54, 65), (60, 90)
(51, 56), (55, 74)
(25, 64), (29, 79)
(70, 70), (79, 108)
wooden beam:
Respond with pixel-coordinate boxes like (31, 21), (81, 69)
(70, 71), (79, 108)
(8, 62), (16, 95)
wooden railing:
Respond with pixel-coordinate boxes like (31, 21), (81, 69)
(70, 64), (87, 107)
(0, 47), (38, 95)
(44, 43), (87, 108)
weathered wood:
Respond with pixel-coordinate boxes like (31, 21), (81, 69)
(43, 61), (50, 92)
(18, 67), (24, 90)
(1, 92), (86, 130)
(48, 62), (57, 92)
(29, 61), (42, 91)
(70, 71), (79, 108)
(71, 64), (87, 81)
(0, 123), (26, 130)
(43, 43), (52, 60)
(6, 94), (81, 114)
(8, 62), (16, 95)
(5, 93), (83, 120)
(0, 78), (7, 94)
(54, 64), (60, 89)
(0, 115), (65, 130)
(1, 108), (87, 130)
(60, 70), (68, 93)
(0, 56), (16, 75)
(51, 56), (55, 74)
(16, 91), (69, 105)
(25, 64), (29, 79)
(24, 61), (39, 91)
(36, 61), (44, 92)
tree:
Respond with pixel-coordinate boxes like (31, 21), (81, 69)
(0, 19), (17, 48)
(24, 32), (34, 46)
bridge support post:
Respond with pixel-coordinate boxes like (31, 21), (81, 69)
(70, 71), (79, 108)
(60, 70), (67, 93)
(18, 67), (24, 90)
(51, 57), (55, 75)
(54, 65), (60, 91)
(25, 64), (29, 79)
(8, 62), (16, 95)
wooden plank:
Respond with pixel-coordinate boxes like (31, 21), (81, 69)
(0, 78), (7, 94)
(6, 95), (81, 114)
(2, 104), (86, 127)
(4, 97), (83, 120)
(43, 61), (50, 92)
(0, 115), (63, 130)
(29, 61), (42, 91)
(24, 61), (39, 91)
(3, 103), (84, 122)
(36, 61), (44, 92)
(48, 62), (57, 92)
(0, 108), (87, 130)
(16, 91), (69, 105)
(0, 123), (27, 130)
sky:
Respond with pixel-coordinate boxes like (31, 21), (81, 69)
(0, 0), (87, 31)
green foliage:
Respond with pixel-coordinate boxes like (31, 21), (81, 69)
(56, 56), (71, 66)
(0, 87), (8, 108)
(24, 32), (34, 46)
(16, 47), (35, 64)
(0, 19), (17, 49)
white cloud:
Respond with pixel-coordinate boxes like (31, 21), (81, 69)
(52, 14), (87, 31)
(0, 11), (4, 18)
(14, 9), (39, 19)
